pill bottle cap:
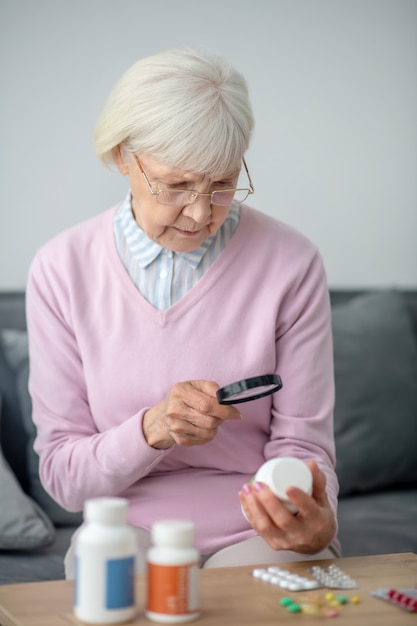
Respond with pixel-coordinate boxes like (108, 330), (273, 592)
(255, 457), (313, 503)
(151, 520), (195, 548)
(84, 497), (128, 525)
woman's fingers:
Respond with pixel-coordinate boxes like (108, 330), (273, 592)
(143, 379), (241, 448)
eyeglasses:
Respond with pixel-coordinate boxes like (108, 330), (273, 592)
(133, 154), (254, 207)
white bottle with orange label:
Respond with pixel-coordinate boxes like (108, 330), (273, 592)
(146, 520), (200, 623)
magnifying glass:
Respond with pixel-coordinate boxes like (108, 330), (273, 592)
(216, 374), (282, 405)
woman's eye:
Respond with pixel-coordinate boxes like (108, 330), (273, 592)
(166, 182), (192, 190)
(213, 181), (233, 189)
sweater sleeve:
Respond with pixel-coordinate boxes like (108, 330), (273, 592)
(265, 247), (339, 534)
(26, 251), (172, 512)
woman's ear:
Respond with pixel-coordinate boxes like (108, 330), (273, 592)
(113, 145), (129, 175)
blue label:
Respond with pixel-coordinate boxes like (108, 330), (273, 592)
(106, 556), (135, 609)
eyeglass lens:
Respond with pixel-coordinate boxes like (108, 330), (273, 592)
(157, 188), (249, 206)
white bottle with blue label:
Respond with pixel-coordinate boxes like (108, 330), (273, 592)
(74, 497), (137, 624)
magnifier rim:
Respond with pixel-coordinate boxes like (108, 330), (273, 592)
(217, 374), (282, 405)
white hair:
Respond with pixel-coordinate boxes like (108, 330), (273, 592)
(94, 47), (254, 176)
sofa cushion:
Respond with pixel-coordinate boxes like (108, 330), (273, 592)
(0, 330), (28, 488)
(0, 329), (82, 526)
(0, 392), (56, 550)
(337, 489), (417, 557)
(0, 526), (74, 583)
(332, 290), (417, 496)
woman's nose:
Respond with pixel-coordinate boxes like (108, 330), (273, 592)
(181, 194), (212, 223)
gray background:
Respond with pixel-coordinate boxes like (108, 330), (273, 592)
(1, 0), (416, 289)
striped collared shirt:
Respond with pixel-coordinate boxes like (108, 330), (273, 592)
(113, 193), (240, 311)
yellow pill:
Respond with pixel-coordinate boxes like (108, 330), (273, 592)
(301, 603), (320, 615)
(351, 596), (360, 604)
(329, 600), (340, 608)
(325, 592), (334, 601)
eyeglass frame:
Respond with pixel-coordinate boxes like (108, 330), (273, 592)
(133, 154), (254, 206)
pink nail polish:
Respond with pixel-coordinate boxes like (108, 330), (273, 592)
(242, 483), (251, 495)
(253, 481), (263, 492)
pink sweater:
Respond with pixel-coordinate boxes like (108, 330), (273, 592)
(26, 204), (338, 555)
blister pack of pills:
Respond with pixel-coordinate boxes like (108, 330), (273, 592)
(371, 587), (417, 612)
(308, 564), (359, 589)
(251, 566), (323, 591)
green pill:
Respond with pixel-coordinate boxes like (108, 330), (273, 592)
(336, 595), (348, 604)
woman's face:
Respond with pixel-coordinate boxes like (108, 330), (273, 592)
(115, 151), (240, 253)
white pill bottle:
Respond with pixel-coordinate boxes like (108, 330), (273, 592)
(146, 520), (200, 623)
(74, 497), (137, 624)
(249, 457), (313, 514)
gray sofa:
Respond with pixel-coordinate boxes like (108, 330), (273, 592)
(0, 289), (416, 584)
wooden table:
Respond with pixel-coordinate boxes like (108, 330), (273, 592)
(0, 553), (416, 625)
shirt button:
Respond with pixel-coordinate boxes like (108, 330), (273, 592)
(160, 269), (168, 279)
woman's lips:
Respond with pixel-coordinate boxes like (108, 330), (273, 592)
(175, 227), (203, 237)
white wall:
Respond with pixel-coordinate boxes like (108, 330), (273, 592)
(1, 0), (416, 289)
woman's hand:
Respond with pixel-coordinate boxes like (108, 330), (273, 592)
(143, 380), (241, 449)
(238, 460), (336, 554)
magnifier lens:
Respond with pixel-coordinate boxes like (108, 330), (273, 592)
(217, 374), (282, 405)
(225, 383), (279, 402)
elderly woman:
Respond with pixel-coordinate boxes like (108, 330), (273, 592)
(26, 47), (339, 577)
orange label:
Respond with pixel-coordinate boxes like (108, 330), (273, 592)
(147, 563), (199, 615)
